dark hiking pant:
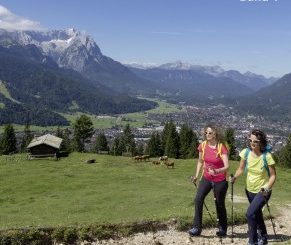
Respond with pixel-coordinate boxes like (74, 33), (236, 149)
(193, 176), (228, 230)
(245, 189), (271, 244)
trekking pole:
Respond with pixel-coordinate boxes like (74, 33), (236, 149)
(230, 174), (234, 243)
(190, 176), (215, 225)
(261, 188), (279, 241)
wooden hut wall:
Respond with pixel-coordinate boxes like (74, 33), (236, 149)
(29, 145), (58, 155)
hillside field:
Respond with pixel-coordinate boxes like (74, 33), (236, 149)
(0, 153), (289, 231)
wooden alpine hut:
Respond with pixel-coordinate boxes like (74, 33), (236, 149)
(27, 134), (63, 160)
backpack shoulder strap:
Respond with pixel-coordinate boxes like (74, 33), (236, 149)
(244, 148), (251, 174)
(217, 143), (223, 159)
(201, 141), (207, 161)
(200, 141), (208, 180)
(262, 152), (270, 177)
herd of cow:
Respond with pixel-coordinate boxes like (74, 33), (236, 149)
(133, 155), (150, 161)
(133, 155), (174, 168)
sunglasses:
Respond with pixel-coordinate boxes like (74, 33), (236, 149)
(205, 131), (214, 135)
(249, 139), (260, 144)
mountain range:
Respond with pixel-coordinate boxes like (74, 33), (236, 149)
(126, 61), (276, 92)
(0, 30), (157, 126)
(234, 73), (291, 121)
(0, 28), (158, 95)
(0, 27), (289, 125)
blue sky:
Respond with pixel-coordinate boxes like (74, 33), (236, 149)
(0, 0), (290, 77)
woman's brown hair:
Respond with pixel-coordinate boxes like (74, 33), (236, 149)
(203, 123), (225, 143)
(247, 129), (268, 152)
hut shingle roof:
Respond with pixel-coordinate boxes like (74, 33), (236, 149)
(27, 134), (63, 149)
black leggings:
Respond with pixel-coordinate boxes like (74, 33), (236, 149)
(245, 189), (271, 244)
(193, 176), (228, 230)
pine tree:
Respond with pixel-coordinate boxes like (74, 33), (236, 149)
(165, 122), (180, 158)
(111, 135), (126, 156)
(188, 131), (199, 159)
(147, 133), (156, 157)
(179, 124), (193, 159)
(72, 135), (83, 152)
(155, 133), (163, 157)
(136, 143), (144, 155)
(161, 122), (170, 154)
(111, 137), (119, 156)
(121, 124), (136, 156)
(55, 126), (63, 138)
(61, 128), (71, 153)
(0, 124), (17, 155)
(20, 124), (33, 152)
(72, 115), (94, 152)
(94, 133), (109, 153)
(225, 128), (237, 160)
(147, 132), (163, 157)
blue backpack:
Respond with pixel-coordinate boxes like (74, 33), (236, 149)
(244, 145), (272, 177)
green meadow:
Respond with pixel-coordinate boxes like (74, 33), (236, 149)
(61, 98), (184, 129)
(0, 153), (289, 231)
(0, 98), (183, 133)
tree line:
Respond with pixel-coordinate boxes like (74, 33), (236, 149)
(1, 115), (291, 168)
(0, 116), (242, 161)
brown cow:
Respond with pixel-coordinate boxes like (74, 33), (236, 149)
(142, 155), (150, 161)
(152, 160), (161, 165)
(159, 156), (168, 161)
(164, 160), (174, 169)
(133, 155), (142, 162)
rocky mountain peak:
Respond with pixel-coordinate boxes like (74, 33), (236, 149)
(159, 61), (194, 70)
(0, 28), (104, 72)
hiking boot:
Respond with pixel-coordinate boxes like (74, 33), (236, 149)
(258, 235), (268, 245)
(188, 227), (201, 236)
(258, 230), (268, 245)
(216, 226), (227, 237)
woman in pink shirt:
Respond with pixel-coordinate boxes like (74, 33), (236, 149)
(189, 123), (229, 237)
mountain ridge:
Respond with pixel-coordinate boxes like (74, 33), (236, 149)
(0, 28), (158, 95)
(126, 61), (277, 91)
(0, 43), (156, 126)
(234, 73), (291, 120)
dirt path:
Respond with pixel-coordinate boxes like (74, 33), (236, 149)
(80, 205), (291, 245)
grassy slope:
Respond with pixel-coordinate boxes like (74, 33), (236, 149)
(0, 81), (20, 104)
(0, 153), (288, 230)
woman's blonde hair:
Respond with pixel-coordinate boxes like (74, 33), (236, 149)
(203, 123), (225, 143)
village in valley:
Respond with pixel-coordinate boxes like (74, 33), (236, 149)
(91, 104), (289, 154)
(7, 102), (288, 159)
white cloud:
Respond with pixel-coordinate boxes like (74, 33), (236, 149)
(0, 5), (44, 31)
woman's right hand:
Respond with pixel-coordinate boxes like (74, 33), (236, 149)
(229, 175), (236, 184)
(191, 176), (198, 184)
